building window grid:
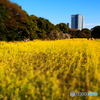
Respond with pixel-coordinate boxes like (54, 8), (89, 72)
(71, 14), (83, 30)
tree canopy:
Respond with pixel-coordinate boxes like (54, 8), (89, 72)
(56, 23), (69, 33)
(0, 0), (30, 41)
(91, 26), (100, 38)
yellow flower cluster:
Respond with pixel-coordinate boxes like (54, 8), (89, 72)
(0, 39), (100, 100)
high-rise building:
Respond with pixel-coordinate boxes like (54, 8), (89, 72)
(71, 14), (83, 30)
(67, 23), (71, 28)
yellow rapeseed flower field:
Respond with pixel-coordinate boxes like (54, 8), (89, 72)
(0, 39), (100, 100)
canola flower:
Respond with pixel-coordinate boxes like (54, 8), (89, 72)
(0, 39), (100, 100)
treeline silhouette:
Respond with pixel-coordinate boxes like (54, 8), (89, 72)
(0, 0), (100, 41)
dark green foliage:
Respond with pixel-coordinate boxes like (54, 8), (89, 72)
(91, 26), (100, 38)
(56, 23), (69, 33)
(69, 28), (91, 38)
(0, 2), (10, 41)
(37, 17), (55, 34)
(81, 28), (91, 34)
(36, 29), (47, 39)
(81, 28), (91, 38)
(0, 0), (30, 41)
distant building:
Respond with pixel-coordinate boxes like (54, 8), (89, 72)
(67, 23), (71, 28)
(71, 14), (83, 30)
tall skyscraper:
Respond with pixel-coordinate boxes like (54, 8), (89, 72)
(71, 14), (83, 30)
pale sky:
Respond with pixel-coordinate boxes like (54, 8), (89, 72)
(10, 0), (100, 29)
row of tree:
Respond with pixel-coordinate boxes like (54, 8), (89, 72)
(0, 0), (100, 41)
